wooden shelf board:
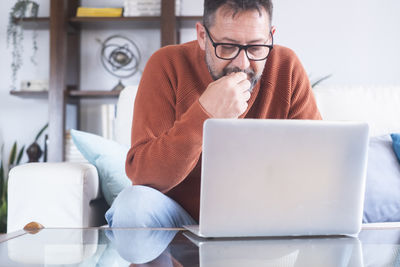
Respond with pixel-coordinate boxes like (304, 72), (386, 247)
(10, 15), (197, 25)
(10, 90), (48, 99)
(68, 90), (122, 98)
(177, 16), (203, 21)
(69, 16), (202, 23)
(12, 17), (50, 29)
(12, 17), (50, 22)
(10, 89), (122, 99)
(70, 16), (161, 22)
(69, 16), (161, 29)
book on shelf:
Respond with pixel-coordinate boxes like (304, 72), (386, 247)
(76, 7), (123, 17)
(64, 130), (88, 163)
(101, 104), (116, 141)
(64, 104), (116, 162)
(123, 0), (181, 16)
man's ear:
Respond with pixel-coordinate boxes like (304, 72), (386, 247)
(196, 22), (206, 50)
(270, 26), (276, 36)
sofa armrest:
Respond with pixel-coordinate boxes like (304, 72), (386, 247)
(7, 162), (108, 233)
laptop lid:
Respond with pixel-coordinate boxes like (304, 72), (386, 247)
(197, 119), (369, 237)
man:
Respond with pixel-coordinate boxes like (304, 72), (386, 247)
(106, 0), (321, 228)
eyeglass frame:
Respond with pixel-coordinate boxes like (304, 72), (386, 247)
(203, 25), (274, 61)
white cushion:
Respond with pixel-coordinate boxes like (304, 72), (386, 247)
(114, 85), (138, 146)
(314, 86), (400, 136)
(7, 163), (100, 233)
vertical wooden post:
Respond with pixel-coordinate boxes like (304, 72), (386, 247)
(48, 0), (68, 162)
(161, 0), (176, 46)
(67, 1), (81, 131)
(48, 0), (80, 161)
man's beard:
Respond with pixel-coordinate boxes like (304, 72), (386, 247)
(205, 48), (262, 93)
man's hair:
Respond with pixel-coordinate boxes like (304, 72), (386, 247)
(203, 0), (273, 28)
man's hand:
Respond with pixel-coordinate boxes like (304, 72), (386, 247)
(199, 72), (251, 118)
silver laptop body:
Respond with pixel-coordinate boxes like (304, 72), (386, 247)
(184, 119), (369, 238)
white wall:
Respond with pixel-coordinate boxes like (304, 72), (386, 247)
(0, 0), (49, 164)
(0, 0), (399, 163)
(273, 0), (400, 86)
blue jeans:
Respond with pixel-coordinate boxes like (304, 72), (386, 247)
(105, 185), (197, 228)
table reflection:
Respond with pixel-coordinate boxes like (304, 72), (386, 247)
(103, 228), (400, 267)
(184, 232), (363, 267)
(105, 229), (364, 267)
(3, 228), (400, 266)
(359, 229), (400, 266)
(105, 228), (179, 265)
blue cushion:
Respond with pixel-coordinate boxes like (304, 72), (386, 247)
(391, 133), (400, 163)
(71, 129), (131, 206)
(363, 134), (400, 223)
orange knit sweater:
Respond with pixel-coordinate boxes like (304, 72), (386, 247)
(126, 41), (321, 221)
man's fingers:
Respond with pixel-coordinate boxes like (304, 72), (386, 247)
(227, 71), (248, 83)
(242, 90), (251, 101)
(239, 101), (248, 115)
(237, 78), (251, 92)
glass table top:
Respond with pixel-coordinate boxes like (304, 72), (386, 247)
(1, 227), (400, 266)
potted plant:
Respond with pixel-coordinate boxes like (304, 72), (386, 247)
(6, 0), (39, 90)
(26, 123), (48, 162)
(0, 142), (25, 233)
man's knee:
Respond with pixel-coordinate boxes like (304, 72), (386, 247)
(106, 185), (173, 228)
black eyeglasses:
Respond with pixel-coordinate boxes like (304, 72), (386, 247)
(204, 26), (274, 61)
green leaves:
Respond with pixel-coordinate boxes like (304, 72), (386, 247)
(16, 145), (25, 165)
(7, 0), (40, 90)
(34, 123), (48, 142)
(0, 201), (7, 233)
(0, 160), (4, 206)
(311, 74), (332, 88)
(8, 142), (17, 166)
(0, 145), (6, 233)
(0, 141), (26, 233)
(6, 141), (25, 169)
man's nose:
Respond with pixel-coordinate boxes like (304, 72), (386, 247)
(231, 48), (250, 70)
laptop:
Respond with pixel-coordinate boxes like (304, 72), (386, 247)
(184, 119), (369, 238)
(183, 231), (363, 267)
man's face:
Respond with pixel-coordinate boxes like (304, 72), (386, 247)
(198, 6), (273, 91)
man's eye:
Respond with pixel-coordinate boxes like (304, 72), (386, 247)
(220, 45), (237, 51)
(248, 46), (264, 54)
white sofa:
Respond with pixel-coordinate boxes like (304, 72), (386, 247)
(7, 86), (138, 233)
(7, 85), (400, 232)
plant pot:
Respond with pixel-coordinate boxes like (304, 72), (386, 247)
(27, 142), (42, 162)
(22, 1), (39, 18)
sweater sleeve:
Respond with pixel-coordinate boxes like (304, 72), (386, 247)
(287, 51), (322, 120)
(125, 48), (210, 193)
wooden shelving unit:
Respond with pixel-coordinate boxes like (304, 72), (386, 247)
(10, 0), (199, 161)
